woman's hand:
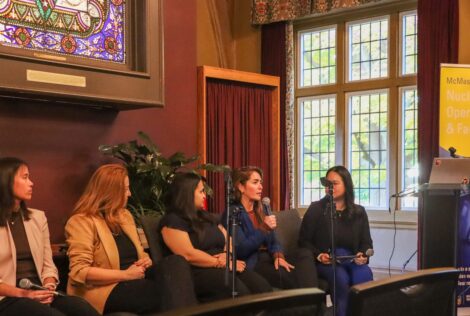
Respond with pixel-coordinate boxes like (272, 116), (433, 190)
(235, 260), (246, 272)
(212, 253), (246, 272)
(274, 258), (295, 272)
(354, 252), (368, 265)
(124, 263), (146, 280)
(213, 252), (227, 268)
(317, 253), (332, 264)
(22, 289), (55, 304)
(134, 257), (153, 269)
(263, 215), (277, 230)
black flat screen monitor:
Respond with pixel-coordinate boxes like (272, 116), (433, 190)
(348, 267), (460, 316)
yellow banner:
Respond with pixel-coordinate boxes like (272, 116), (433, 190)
(440, 64), (470, 157)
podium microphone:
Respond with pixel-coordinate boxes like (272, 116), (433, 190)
(19, 278), (65, 297)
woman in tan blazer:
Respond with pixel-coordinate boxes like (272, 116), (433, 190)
(0, 157), (99, 316)
(65, 164), (197, 314)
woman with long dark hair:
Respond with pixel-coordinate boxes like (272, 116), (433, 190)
(65, 164), (196, 314)
(0, 157), (98, 316)
(299, 165), (373, 316)
(160, 172), (271, 302)
(224, 166), (318, 290)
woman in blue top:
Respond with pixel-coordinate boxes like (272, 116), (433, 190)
(223, 166), (318, 289)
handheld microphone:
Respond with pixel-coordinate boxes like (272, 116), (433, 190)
(320, 177), (333, 187)
(19, 278), (65, 297)
(335, 249), (374, 261)
(261, 197), (273, 215)
(262, 197), (282, 287)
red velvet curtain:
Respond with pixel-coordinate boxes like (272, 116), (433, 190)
(206, 78), (273, 214)
(417, 0), (459, 184)
(261, 22), (290, 211)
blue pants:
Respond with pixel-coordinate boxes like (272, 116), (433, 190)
(316, 248), (373, 316)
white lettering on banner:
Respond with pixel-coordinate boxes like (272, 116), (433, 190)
(457, 123), (470, 135)
(446, 106), (470, 119)
(447, 90), (470, 102)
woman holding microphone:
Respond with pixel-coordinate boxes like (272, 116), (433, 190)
(224, 166), (318, 289)
(0, 157), (98, 316)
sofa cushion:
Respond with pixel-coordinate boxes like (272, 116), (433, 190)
(273, 209), (302, 257)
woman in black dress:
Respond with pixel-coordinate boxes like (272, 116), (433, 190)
(160, 172), (272, 302)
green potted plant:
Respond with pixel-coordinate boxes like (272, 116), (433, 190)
(99, 131), (227, 220)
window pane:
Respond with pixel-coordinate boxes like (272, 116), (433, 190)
(300, 26), (337, 87)
(300, 96), (336, 205)
(402, 11), (418, 75)
(401, 88), (419, 209)
(348, 17), (389, 81)
(349, 91), (388, 208)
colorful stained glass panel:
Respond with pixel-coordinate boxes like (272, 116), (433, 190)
(0, 0), (125, 63)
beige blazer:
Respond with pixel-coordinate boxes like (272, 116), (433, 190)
(65, 209), (148, 314)
(0, 208), (59, 301)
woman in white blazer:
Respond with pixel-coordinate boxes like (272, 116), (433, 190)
(0, 157), (99, 316)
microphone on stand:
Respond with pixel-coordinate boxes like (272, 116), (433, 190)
(19, 278), (65, 297)
(391, 184), (420, 198)
(320, 177), (333, 187)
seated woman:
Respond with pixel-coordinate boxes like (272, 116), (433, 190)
(299, 165), (373, 316)
(160, 172), (272, 302)
(0, 157), (99, 316)
(65, 164), (197, 315)
(224, 166), (318, 289)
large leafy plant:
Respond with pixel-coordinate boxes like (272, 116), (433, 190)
(99, 131), (226, 218)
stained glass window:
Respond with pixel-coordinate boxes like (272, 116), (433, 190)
(0, 0), (126, 63)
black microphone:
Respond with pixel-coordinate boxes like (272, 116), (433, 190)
(261, 197), (273, 215)
(262, 197), (282, 286)
(19, 278), (65, 297)
(336, 248), (374, 261)
(320, 177), (333, 187)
